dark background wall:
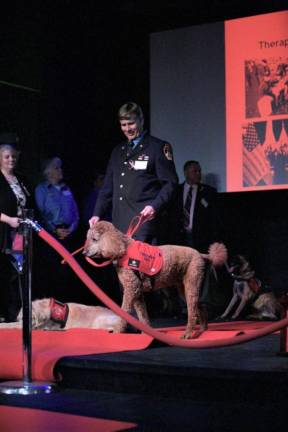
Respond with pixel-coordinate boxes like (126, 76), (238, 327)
(0, 0), (287, 293)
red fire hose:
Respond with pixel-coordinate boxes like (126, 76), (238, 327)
(38, 228), (288, 349)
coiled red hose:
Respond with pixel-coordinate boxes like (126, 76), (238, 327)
(38, 228), (288, 349)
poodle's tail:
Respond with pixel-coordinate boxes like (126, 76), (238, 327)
(201, 242), (227, 267)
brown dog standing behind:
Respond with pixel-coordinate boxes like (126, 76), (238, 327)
(84, 221), (227, 339)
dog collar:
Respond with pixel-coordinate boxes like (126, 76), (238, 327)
(230, 272), (255, 281)
(50, 298), (69, 328)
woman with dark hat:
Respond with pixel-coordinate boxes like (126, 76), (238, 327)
(0, 144), (31, 322)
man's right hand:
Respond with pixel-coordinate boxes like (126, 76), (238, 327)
(89, 216), (100, 228)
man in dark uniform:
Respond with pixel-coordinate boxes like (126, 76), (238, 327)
(89, 102), (178, 244)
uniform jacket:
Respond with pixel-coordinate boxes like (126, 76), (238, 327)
(94, 134), (178, 237)
(0, 171), (31, 252)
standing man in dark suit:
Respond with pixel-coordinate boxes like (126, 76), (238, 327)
(178, 160), (218, 252)
(89, 102), (178, 244)
(169, 160), (221, 317)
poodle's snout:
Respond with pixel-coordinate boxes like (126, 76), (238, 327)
(83, 247), (93, 257)
(82, 240), (100, 259)
(82, 236), (94, 257)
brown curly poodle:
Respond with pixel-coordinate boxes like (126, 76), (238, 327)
(84, 221), (227, 339)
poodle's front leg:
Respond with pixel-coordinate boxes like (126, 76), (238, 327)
(133, 294), (151, 326)
(113, 289), (135, 333)
(114, 270), (141, 333)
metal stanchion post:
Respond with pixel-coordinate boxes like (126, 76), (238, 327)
(0, 210), (57, 394)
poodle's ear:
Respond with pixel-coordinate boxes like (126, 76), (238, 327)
(100, 230), (127, 259)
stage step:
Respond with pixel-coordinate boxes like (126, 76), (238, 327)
(55, 334), (288, 401)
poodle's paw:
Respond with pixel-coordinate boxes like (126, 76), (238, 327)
(181, 329), (203, 339)
(181, 333), (190, 339)
(112, 324), (127, 333)
(112, 328), (125, 334)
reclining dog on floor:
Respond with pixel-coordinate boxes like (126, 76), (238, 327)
(220, 255), (284, 320)
(84, 221), (227, 339)
(0, 298), (122, 331)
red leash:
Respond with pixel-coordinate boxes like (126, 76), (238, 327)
(61, 214), (148, 266)
(126, 214), (147, 237)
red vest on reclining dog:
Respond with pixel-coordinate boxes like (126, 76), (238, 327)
(118, 240), (163, 276)
(50, 298), (69, 328)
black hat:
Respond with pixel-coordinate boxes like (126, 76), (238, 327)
(0, 132), (19, 145)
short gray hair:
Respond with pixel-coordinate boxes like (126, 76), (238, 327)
(118, 102), (144, 122)
(0, 144), (20, 164)
(42, 157), (62, 178)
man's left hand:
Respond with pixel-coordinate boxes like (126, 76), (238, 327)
(140, 205), (156, 220)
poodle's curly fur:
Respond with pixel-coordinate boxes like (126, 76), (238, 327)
(84, 221), (227, 339)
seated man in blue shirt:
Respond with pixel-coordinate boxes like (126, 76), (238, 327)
(33, 157), (80, 302)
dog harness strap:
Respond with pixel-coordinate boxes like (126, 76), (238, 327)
(50, 298), (69, 328)
(248, 278), (261, 294)
(118, 240), (163, 276)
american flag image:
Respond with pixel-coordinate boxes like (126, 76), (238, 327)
(243, 123), (272, 186)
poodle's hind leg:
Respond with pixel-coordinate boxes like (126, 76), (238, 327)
(197, 303), (208, 334)
(182, 258), (205, 339)
(182, 295), (200, 339)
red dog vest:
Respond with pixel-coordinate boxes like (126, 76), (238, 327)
(50, 298), (69, 328)
(118, 240), (163, 276)
(248, 277), (261, 294)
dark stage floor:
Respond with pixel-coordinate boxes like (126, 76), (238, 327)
(0, 319), (287, 431)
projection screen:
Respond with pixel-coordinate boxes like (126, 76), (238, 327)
(150, 10), (288, 192)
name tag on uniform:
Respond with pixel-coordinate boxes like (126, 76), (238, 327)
(134, 160), (148, 170)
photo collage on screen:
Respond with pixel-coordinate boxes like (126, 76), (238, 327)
(243, 57), (288, 187)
